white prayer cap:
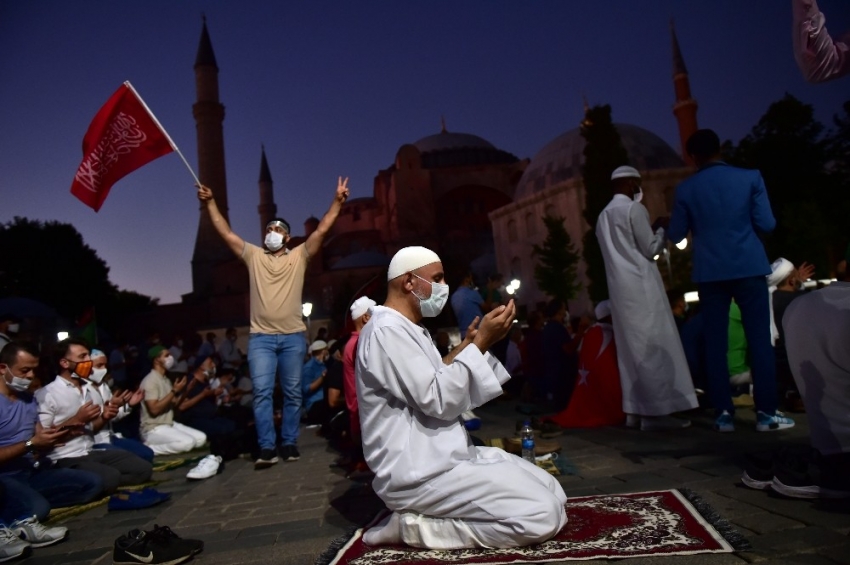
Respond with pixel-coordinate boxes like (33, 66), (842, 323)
(610, 165), (641, 180)
(767, 258), (794, 287)
(350, 296), (376, 320)
(90, 349), (106, 360)
(594, 300), (612, 320)
(309, 340), (328, 353)
(387, 246), (441, 281)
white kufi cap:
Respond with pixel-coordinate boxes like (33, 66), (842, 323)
(610, 165), (641, 180)
(767, 258), (794, 287)
(309, 340), (328, 353)
(387, 246), (441, 281)
(350, 296), (376, 320)
(594, 300), (612, 320)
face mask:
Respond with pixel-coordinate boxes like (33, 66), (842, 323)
(412, 274), (449, 318)
(69, 359), (93, 379)
(7, 323), (19, 334)
(633, 188), (643, 203)
(163, 355), (175, 371)
(264, 231), (284, 251)
(89, 367), (108, 384)
(4, 371), (31, 393)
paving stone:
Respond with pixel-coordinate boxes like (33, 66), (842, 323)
(749, 526), (849, 557)
(731, 511), (806, 534)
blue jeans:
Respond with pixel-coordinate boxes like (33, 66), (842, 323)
(0, 468), (103, 524)
(248, 332), (307, 450)
(699, 276), (778, 415)
(94, 435), (155, 463)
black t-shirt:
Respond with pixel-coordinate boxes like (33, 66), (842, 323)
(182, 376), (217, 421)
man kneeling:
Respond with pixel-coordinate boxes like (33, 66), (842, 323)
(356, 246), (567, 549)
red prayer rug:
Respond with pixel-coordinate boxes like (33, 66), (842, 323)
(316, 489), (747, 564)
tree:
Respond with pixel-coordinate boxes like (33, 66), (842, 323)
(532, 215), (582, 304)
(0, 217), (157, 341)
(580, 105), (629, 303)
(727, 94), (842, 274)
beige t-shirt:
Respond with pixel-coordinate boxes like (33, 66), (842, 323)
(241, 242), (309, 334)
(140, 369), (174, 432)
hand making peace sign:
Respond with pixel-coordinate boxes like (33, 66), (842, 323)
(336, 176), (350, 204)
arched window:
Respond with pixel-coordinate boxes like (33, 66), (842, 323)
(525, 213), (536, 237)
(507, 219), (518, 242)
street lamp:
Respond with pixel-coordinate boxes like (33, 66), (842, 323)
(675, 238), (688, 251)
(56, 331), (69, 342)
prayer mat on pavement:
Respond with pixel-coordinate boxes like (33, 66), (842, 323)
(315, 489), (749, 565)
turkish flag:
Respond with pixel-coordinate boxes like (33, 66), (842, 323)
(70, 82), (174, 211)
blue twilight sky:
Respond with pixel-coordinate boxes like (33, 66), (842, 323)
(1, 1), (848, 304)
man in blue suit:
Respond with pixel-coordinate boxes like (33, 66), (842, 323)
(668, 129), (794, 433)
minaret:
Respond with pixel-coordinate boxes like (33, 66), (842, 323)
(191, 17), (231, 298)
(671, 20), (698, 166)
(258, 146), (277, 241)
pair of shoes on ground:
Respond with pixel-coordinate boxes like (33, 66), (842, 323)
(186, 454), (224, 480)
(713, 410), (795, 433)
(1, 516), (67, 562)
(108, 488), (172, 511)
(254, 444), (300, 470)
(741, 449), (850, 499)
(625, 414), (691, 431)
(114, 524), (203, 565)
(514, 418), (564, 438)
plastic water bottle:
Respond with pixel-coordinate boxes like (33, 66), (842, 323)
(520, 420), (536, 463)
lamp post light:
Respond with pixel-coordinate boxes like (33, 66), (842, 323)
(675, 238), (688, 251)
(56, 331), (69, 342)
(302, 302), (313, 338)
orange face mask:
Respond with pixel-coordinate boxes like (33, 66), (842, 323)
(70, 359), (93, 379)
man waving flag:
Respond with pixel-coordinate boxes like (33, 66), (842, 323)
(70, 81), (183, 212)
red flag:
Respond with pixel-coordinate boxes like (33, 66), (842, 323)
(70, 82), (174, 211)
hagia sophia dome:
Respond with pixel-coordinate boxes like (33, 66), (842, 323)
(514, 123), (685, 200)
(408, 130), (520, 169)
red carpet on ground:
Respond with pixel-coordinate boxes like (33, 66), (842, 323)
(318, 489), (743, 564)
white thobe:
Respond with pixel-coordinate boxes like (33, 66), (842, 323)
(793, 0), (850, 83)
(356, 305), (567, 549)
(596, 195), (698, 416)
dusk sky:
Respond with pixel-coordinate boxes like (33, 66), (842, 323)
(2, 1), (848, 305)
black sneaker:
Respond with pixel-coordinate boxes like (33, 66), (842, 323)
(254, 448), (279, 470)
(113, 529), (193, 565)
(741, 451), (774, 490)
(280, 444), (300, 462)
(146, 525), (204, 556)
(772, 449), (821, 499)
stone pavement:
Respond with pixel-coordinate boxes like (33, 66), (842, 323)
(19, 402), (850, 565)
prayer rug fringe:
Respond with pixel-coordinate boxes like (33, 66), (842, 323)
(679, 488), (751, 551)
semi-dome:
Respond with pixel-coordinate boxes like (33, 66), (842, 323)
(515, 123), (685, 200)
(406, 130), (519, 169)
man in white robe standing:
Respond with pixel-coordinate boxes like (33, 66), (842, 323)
(357, 246), (567, 549)
(596, 166), (698, 431)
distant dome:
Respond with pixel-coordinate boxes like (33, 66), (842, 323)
(515, 123), (685, 200)
(406, 130), (519, 169)
(413, 131), (495, 153)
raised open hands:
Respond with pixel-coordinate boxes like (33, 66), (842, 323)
(473, 300), (517, 352)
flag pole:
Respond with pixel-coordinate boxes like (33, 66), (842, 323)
(124, 81), (202, 187)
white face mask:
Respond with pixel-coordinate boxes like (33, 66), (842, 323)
(412, 273), (450, 318)
(6, 323), (19, 334)
(264, 231), (284, 251)
(4, 371), (31, 393)
(633, 188), (643, 203)
(89, 367), (108, 384)
(163, 355), (175, 371)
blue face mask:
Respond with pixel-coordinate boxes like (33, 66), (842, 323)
(411, 273), (450, 318)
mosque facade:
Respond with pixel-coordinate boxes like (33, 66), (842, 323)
(158, 20), (698, 335)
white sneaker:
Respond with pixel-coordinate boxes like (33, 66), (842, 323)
(186, 455), (223, 480)
(1, 527), (31, 561)
(10, 516), (67, 548)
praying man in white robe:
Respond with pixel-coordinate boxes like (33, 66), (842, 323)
(357, 246), (568, 549)
(595, 166), (698, 431)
